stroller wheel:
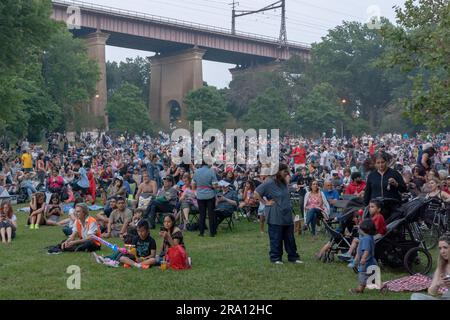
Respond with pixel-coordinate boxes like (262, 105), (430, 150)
(404, 247), (432, 275)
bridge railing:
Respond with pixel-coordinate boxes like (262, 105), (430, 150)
(53, 0), (311, 50)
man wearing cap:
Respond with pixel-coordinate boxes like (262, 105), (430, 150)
(144, 175), (177, 229)
(214, 181), (238, 234)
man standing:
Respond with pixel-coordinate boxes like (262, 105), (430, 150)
(291, 143), (307, 172)
(193, 162), (218, 237)
(255, 164), (303, 265)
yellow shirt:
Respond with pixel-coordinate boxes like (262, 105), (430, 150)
(22, 153), (33, 169)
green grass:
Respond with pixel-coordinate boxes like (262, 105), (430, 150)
(0, 206), (437, 300)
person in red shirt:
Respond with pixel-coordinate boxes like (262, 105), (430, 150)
(338, 200), (386, 264)
(344, 172), (366, 197)
(443, 176), (450, 195)
(291, 143), (307, 171)
(368, 199), (386, 237)
(47, 169), (65, 194)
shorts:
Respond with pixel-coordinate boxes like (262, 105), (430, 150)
(180, 201), (198, 211)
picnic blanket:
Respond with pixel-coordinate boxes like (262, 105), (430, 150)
(383, 273), (448, 294)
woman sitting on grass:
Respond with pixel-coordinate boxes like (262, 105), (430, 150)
(28, 192), (46, 230)
(156, 214), (184, 265)
(411, 233), (450, 300)
(0, 201), (17, 243)
(44, 193), (63, 226)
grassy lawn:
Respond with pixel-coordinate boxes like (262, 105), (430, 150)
(0, 206), (436, 300)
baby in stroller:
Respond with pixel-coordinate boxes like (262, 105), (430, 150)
(315, 198), (363, 262)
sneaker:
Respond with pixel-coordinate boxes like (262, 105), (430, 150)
(291, 260), (304, 264)
(30, 224), (35, 230)
(91, 252), (104, 264)
(47, 247), (62, 255)
(338, 252), (352, 261)
(134, 263), (142, 269)
(347, 259), (355, 268)
(141, 264), (150, 270)
(35, 224), (40, 230)
(103, 260), (119, 268)
(273, 261), (284, 265)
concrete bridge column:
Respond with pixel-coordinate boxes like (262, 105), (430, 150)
(150, 48), (206, 129)
(82, 31), (110, 130)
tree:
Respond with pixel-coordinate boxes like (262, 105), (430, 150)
(0, 0), (56, 140)
(381, 0), (450, 132)
(309, 20), (402, 131)
(43, 26), (100, 130)
(243, 88), (291, 133)
(226, 71), (276, 120)
(107, 83), (151, 134)
(106, 57), (151, 107)
(185, 86), (230, 130)
(294, 83), (347, 136)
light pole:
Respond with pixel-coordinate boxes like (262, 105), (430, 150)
(340, 98), (348, 138)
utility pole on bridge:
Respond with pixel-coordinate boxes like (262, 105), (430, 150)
(231, 0), (287, 46)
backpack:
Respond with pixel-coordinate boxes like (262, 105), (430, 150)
(165, 245), (190, 270)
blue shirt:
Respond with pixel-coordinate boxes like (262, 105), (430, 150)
(323, 189), (339, 209)
(193, 166), (217, 200)
(357, 235), (377, 272)
(77, 167), (89, 188)
(255, 178), (293, 226)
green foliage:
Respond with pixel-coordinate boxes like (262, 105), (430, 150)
(0, 0), (99, 140)
(185, 86), (230, 130)
(294, 83), (346, 136)
(43, 26), (100, 128)
(381, 0), (450, 132)
(107, 83), (151, 134)
(106, 57), (151, 107)
(243, 88), (291, 133)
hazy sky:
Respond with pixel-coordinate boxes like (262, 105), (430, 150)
(84, 0), (405, 88)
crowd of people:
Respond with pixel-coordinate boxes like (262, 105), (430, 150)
(0, 130), (449, 298)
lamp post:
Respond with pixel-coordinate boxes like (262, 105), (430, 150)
(340, 98), (348, 138)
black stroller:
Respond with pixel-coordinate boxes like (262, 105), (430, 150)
(374, 197), (433, 275)
(320, 198), (364, 263)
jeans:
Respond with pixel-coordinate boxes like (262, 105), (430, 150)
(144, 200), (174, 229)
(22, 181), (37, 199)
(198, 198), (216, 236)
(61, 240), (100, 252)
(268, 224), (300, 262)
(306, 208), (321, 236)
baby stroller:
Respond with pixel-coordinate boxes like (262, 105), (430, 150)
(319, 198), (364, 263)
(374, 200), (433, 275)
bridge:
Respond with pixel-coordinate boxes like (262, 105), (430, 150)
(51, 0), (311, 129)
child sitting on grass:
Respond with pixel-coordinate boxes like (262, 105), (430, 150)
(92, 220), (157, 269)
(0, 201), (17, 244)
(349, 219), (378, 294)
